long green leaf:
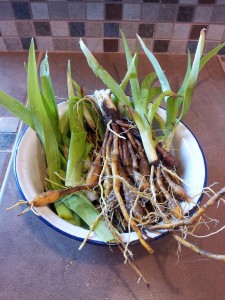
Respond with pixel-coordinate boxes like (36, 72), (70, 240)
(178, 29), (205, 122)
(0, 91), (33, 128)
(120, 53), (137, 91)
(40, 53), (60, 142)
(63, 193), (114, 243)
(28, 39), (61, 189)
(67, 63), (84, 132)
(200, 41), (225, 71)
(178, 50), (192, 97)
(140, 72), (158, 113)
(79, 39), (130, 107)
(137, 34), (171, 93)
(121, 30), (141, 104)
(68, 60), (82, 98)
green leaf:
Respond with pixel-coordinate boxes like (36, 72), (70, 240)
(140, 72), (158, 113)
(200, 41), (225, 71)
(121, 30), (141, 104)
(40, 53), (60, 141)
(148, 90), (177, 125)
(178, 29), (205, 122)
(165, 96), (183, 130)
(28, 39), (61, 189)
(68, 60), (82, 98)
(0, 91), (33, 128)
(63, 193), (115, 243)
(137, 34), (170, 94)
(67, 63), (84, 132)
(79, 39), (130, 107)
(178, 50), (192, 97)
(120, 53), (137, 91)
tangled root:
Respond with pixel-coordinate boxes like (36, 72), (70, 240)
(84, 119), (225, 270)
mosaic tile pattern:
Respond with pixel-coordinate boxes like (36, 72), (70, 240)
(0, 1), (224, 55)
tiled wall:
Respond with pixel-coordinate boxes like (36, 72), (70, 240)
(0, 1), (224, 54)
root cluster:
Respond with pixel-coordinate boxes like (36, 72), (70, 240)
(86, 118), (225, 270)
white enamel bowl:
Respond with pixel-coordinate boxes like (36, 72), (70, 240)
(14, 103), (207, 245)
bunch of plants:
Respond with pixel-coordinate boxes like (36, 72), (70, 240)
(2, 30), (225, 285)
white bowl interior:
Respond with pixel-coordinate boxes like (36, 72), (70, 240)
(14, 104), (207, 244)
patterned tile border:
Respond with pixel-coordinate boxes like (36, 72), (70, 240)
(0, 1), (224, 55)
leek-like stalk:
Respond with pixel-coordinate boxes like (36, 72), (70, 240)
(63, 192), (114, 242)
(66, 61), (93, 186)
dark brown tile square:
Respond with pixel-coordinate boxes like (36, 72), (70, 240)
(138, 24), (154, 38)
(34, 22), (51, 36)
(104, 39), (118, 52)
(198, 0), (215, 3)
(106, 4), (122, 20)
(177, 6), (195, 22)
(153, 40), (169, 52)
(190, 25), (208, 40)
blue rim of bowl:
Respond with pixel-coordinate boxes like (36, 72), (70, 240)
(13, 119), (208, 246)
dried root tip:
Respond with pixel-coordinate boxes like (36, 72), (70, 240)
(156, 166), (183, 219)
(161, 166), (189, 202)
(172, 233), (225, 261)
(6, 200), (28, 210)
(6, 200), (32, 216)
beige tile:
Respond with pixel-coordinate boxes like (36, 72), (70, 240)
(169, 40), (187, 54)
(0, 21), (18, 37)
(86, 22), (102, 38)
(87, 38), (103, 53)
(155, 23), (173, 39)
(172, 24), (191, 39)
(51, 21), (68, 37)
(119, 38), (136, 53)
(207, 25), (225, 41)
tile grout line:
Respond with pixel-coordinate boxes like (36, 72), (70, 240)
(0, 51), (44, 203)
